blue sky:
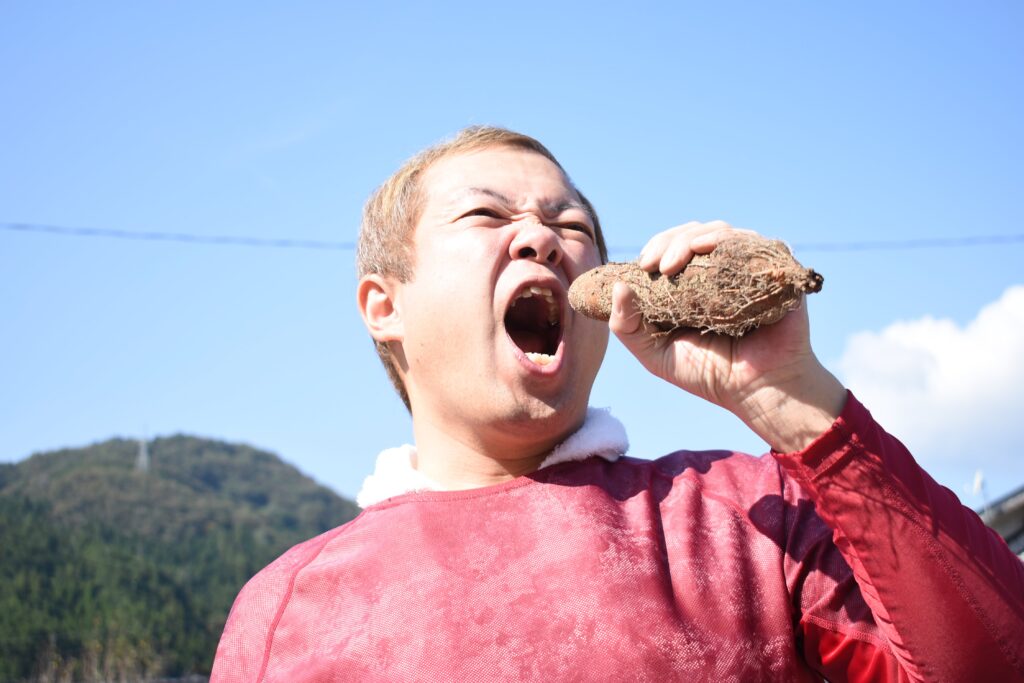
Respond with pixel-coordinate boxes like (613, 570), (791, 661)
(2, 2), (1022, 505)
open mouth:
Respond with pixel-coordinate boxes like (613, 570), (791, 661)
(504, 285), (563, 366)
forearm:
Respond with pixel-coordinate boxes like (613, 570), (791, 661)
(730, 357), (847, 453)
(775, 393), (1024, 681)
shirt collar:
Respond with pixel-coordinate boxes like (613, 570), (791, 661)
(355, 407), (629, 508)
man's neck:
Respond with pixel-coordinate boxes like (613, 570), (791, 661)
(410, 412), (574, 490)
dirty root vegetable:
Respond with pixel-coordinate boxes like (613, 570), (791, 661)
(568, 234), (824, 337)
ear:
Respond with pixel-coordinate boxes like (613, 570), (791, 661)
(357, 274), (404, 343)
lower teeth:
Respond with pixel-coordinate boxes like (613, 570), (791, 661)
(525, 352), (554, 366)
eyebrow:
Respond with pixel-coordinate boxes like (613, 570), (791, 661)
(456, 187), (515, 208)
(448, 187), (590, 217)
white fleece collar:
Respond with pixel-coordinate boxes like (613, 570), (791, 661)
(355, 407), (629, 508)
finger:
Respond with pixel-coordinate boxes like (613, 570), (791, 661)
(609, 282), (664, 356)
(658, 223), (728, 275)
(638, 221), (701, 270)
(637, 231), (673, 271)
(639, 221), (752, 273)
(658, 240), (694, 277)
(689, 227), (758, 253)
(608, 281), (645, 337)
(609, 282), (676, 380)
(692, 219), (736, 236)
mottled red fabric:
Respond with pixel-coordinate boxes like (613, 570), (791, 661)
(211, 395), (1024, 682)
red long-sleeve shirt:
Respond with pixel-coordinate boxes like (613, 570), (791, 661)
(211, 394), (1024, 681)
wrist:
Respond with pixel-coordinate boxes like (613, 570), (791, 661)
(732, 360), (847, 453)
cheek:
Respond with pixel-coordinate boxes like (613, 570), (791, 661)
(572, 314), (609, 370)
(582, 317), (610, 354)
(567, 241), (603, 272)
(405, 283), (491, 351)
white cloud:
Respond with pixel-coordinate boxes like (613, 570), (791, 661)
(838, 285), (1024, 469)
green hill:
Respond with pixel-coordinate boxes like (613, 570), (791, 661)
(0, 436), (359, 682)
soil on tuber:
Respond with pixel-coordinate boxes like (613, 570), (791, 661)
(568, 234), (823, 337)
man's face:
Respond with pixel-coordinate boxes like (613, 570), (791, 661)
(395, 146), (609, 452)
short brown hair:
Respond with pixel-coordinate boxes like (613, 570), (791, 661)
(357, 126), (608, 411)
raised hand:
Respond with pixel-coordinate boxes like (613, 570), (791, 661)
(608, 221), (847, 452)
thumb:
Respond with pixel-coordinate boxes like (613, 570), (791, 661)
(608, 282), (661, 364)
(608, 281), (643, 336)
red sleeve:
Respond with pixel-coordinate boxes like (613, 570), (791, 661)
(773, 392), (1024, 682)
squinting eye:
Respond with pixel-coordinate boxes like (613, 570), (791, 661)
(461, 208), (502, 219)
(564, 223), (594, 238)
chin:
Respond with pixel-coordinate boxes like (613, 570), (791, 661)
(497, 394), (589, 445)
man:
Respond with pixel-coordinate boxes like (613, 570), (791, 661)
(211, 127), (1024, 681)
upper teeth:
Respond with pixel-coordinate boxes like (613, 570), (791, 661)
(514, 286), (559, 325)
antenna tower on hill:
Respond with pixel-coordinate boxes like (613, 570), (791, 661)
(136, 433), (150, 473)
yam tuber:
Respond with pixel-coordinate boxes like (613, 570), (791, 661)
(567, 234), (823, 337)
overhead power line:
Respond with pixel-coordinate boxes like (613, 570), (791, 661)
(604, 234), (1024, 254)
(791, 234), (1024, 252)
(0, 222), (355, 250)
(3, 221), (1024, 253)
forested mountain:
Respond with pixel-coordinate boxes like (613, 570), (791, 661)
(0, 436), (359, 682)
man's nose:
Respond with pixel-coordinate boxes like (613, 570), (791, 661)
(508, 219), (562, 266)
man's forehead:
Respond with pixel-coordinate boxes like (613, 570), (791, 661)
(421, 149), (581, 211)
(442, 186), (585, 212)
